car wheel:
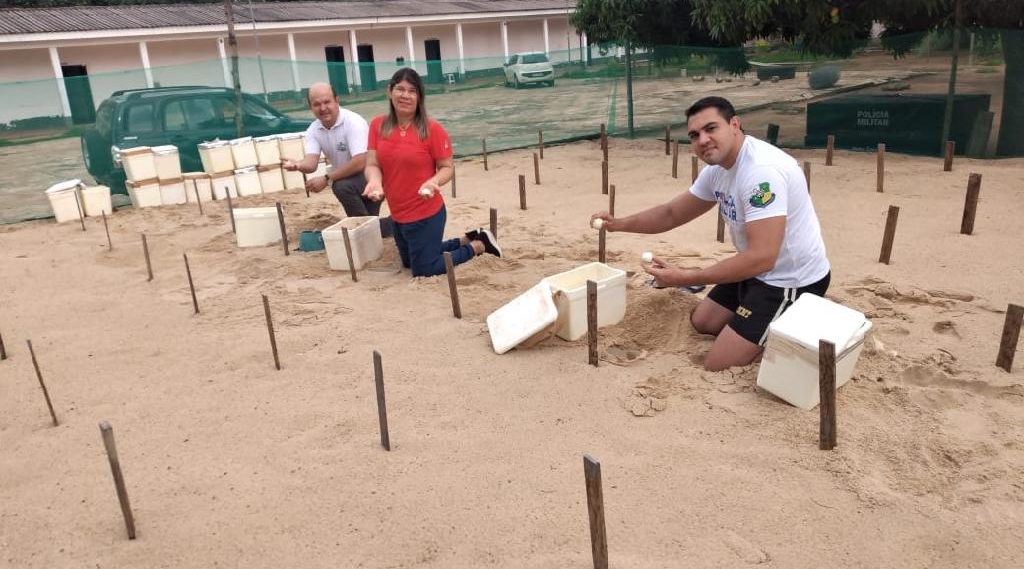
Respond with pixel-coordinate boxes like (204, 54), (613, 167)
(513, 75), (520, 89)
(81, 129), (110, 182)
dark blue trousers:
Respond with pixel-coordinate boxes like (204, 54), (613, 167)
(393, 204), (475, 277)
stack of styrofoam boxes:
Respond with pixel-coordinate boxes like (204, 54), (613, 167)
(255, 135), (284, 194)
(183, 172), (213, 204)
(121, 146), (161, 208)
(198, 140), (237, 200)
(231, 137), (262, 197)
(153, 145), (186, 205)
(277, 133), (306, 191)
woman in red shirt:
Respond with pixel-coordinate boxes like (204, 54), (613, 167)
(363, 68), (501, 277)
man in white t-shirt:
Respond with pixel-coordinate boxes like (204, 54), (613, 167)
(591, 96), (830, 371)
(283, 82), (392, 237)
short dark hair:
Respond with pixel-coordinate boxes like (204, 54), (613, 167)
(685, 96), (736, 122)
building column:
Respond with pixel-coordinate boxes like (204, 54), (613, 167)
(287, 33), (301, 92)
(139, 41), (154, 88)
(217, 38), (231, 87)
(349, 29), (361, 89)
(543, 19), (550, 55)
(405, 26), (416, 70)
(47, 46), (72, 118)
(581, 31), (589, 66)
(501, 21), (509, 60)
(456, 23), (466, 77)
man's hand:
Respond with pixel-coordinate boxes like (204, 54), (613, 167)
(305, 174), (329, 194)
(282, 159), (300, 172)
(643, 256), (701, 288)
(589, 211), (615, 231)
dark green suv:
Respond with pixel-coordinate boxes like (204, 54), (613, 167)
(81, 86), (309, 193)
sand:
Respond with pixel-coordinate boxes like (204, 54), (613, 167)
(1, 138), (1023, 568)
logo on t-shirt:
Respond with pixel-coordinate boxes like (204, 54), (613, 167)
(750, 182), (776, 208)
(336, 141), (348, 152)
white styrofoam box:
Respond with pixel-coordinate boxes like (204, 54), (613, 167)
(230, 136), (258, 169)
(152, 145), (182, 180)
(198, 140), (234, 174)
(282, 168), (305, 191)
(234, 166), (262, 196)
(323, 217), (383, 271)
(542, 262), (627, 341)
(487, 280), (560, 354)
(127, 178), (161, 208)
(254, 135), (281, 166)
(278, 132), (305, 162)
(756, 293), (872, 410)
(81, 185), (112, 217)
(233, 207), (282, 248)
(45, 179), (84, 223)
(258, 165), (284, 193)
(183, 172), (212, 203)
(120, 146), (157, 182)
(210, 171), (238, 200)
(159, 177), (187, 205)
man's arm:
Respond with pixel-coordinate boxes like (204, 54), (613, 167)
(598, 191), (716, 234)
(283, 152), (321, 174)
(327, 153), (366, 182)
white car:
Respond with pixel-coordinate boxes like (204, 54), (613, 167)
(503, 52), (555, 88)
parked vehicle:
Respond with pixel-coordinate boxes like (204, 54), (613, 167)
(503, 52), (555, 88)
(80, 86), (309, 193)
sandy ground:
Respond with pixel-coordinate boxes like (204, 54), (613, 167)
(1, 137), (1023, 568)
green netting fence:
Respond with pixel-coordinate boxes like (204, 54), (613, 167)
(2, 28), (1021, 224)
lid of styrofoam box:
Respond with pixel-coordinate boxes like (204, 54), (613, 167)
(46, 179), (82, 194)
(768, 293), (868, 353)
(254, 135), (279, 142)
(232, 207), (278, 220)
(119, 146), (152, 155)
(230, 136), (253, 145)
(152, 145), (178, 155)
(183, 172), (208, 179)
(234, 166), (258, 174)
(199, 140), (229, 149)
(486, 280), (559, 355)
(277, 132), (303, 140)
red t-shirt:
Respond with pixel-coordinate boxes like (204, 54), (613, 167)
(367, 116), (452, 223)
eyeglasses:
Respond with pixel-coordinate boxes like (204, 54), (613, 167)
(392, 87), (418, 96)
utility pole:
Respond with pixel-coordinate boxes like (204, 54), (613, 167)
(224, 0), (245, 137)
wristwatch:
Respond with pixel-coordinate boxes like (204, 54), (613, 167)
(323, 174), (331, 186)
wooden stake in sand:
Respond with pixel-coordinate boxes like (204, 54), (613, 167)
(876, 143), (886, 193)
(533, 152), (541, 185)
(141, 234), (153, 282)
(519, 174), (527, 210)
(803, 161), (811, 193)
(225, 191), (236, 233)
(601, 161), (608, 195)
(960, 173), (982, 235)
(818, 340), (837, 450)
(671, 140), (679, 179)
(825, 134), (835, 166)
(766, 123), (780, 146)
(183, 253), (199, 315)
(664, 125), (671, 156)
(73, 187), (87, 232)
(608, 185), (616, 218)
(193, 180), (204, 215)
(341, 227), (358, 283)
(99, 421), (137, 540)
(262, 294), (281, 371)
(878, 205), (900, 265)
(587, 280), (599, 367)
(0, 330), (7, 361)
(583, 454), (609, 569)
(443, 252), (462, 319)
(26, 339), (59, 426)
(996, 303), (1023, 372)
(102, 211), (113, 251)
(598, 228), (606, 264)
(716, 214), (725, 244)
(451, 167), (457, 198)
(482, 138), (489, 171)
(599, 123), (607, 160)
(373, 350), (391, 451)
(489, 208), (498, 239)
(275, 202), (289, 257)
(691, 155), (698, 183)
(539, 130), (545, 159)
(944, 140), (956, 172)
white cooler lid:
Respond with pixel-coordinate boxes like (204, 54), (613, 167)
(232, 206), (278, 220)
(46, 179), (82, 194)
(486, 280), (559, 355)
(768, 293), (867, 352)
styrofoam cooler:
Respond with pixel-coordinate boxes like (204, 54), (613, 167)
(282, 168), (305, 191)
(127, 178), (161, 208)
(254, 135), (281, 166)
(230, 136), (258, 169)
(543, 262), (627, 341)
(233, 207), (282, 247)
(278, 132), (305, 162)
(210, 171), (238, 200)
(198, 140), (234, 174)
(45, 179), (85, 223)
(81, 185), (112, 216)
(323, 217), (383, 271)
(183, 172), (212, 203)
(234, 166), (262, 196)
(152, 145), (182, 180)
(120, 146), (157, 182)
(258, 165), (285, 193)
(756, 293), (872, 410)
(159, 177), (187, 205)
(487, 280), (560, 354)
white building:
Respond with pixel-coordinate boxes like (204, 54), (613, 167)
(0, 0), (587, 124)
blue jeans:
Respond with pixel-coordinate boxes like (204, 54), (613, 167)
(393, 205), (475, 277)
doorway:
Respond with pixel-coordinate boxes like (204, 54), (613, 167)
(61, 64), (96, 124)
(324, 45), (350, 95)
(356, 44), (376, 91)
(424, 39), (442, 84)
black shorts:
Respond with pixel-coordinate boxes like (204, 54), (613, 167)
(706, 272), (831, 346)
